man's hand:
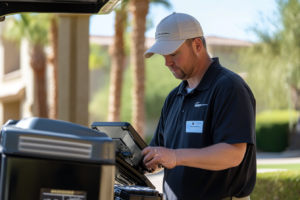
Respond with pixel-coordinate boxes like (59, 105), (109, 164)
(142, 147), (177, 171)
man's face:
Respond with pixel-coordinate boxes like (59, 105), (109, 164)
(163, 41), (198, 80)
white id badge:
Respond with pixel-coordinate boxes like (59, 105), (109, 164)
(186, 121), (203, 133)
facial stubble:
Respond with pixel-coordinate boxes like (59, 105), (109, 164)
(171, 48), (198, 80)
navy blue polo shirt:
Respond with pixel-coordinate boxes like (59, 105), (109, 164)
(150, 58), (256, 200)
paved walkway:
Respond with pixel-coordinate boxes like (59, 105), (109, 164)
(146, 150), (300, 193)
(257, 150), (300, 159)
(257, 157), (300, 164)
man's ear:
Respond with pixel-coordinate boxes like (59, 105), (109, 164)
(193, 38), (203, 54)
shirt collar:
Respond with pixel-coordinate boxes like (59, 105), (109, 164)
(177, 57), (222, 96)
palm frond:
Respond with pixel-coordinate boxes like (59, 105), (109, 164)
(148, 0), (172, 10)
(3, 16), (23, 42)
(3, 13), (49, 47)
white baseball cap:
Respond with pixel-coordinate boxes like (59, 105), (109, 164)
(144, 12), (204, 58)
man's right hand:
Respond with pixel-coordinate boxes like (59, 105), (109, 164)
(142, 146), (177, 171)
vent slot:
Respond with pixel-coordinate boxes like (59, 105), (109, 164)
(18, 136), (92, 159)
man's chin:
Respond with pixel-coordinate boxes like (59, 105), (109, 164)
(172, 73), (186, 80)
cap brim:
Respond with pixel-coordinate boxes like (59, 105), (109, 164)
(144, 40), (186, 58)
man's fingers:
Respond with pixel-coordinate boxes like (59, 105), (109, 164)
(143, 150), (156, 164)
(142, 147), (152, 156)
(145, 156), (162, 169)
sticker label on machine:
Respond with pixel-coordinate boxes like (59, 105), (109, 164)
(40, 189), (86, 200)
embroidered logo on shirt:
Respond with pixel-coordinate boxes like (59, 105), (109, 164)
(195, 102), (208, 107)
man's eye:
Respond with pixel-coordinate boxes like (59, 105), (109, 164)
(170, 53), (177, 56)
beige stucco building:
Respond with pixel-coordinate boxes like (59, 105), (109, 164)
(0, 23), (35, 125)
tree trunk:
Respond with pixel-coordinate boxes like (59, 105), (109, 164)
(289, 85), (300, 150)
(129, 0), (149, 138)
(290, 85), (300, 111)
(30, 45), (48, 118)
(107, 9), (126, 122)
(49, 15), (58, 119)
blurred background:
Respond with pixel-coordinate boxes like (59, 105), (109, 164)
(0, 0), (299, 152)
(1, 0), (300, 198)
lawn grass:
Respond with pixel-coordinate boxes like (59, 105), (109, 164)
(252, 171), (300, 200)
(257, 163), (300, 170)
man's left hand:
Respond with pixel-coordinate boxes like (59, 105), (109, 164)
(142, 147), (177, 171)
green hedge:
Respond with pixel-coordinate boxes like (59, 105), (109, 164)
(256, 110), (299, 152)
(251, 171), (300, 199)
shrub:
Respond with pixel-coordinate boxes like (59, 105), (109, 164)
(251, 171), (300, 200)
(256, 110), (299, 152)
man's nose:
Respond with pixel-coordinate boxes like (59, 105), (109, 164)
(164, 55), (174, 66)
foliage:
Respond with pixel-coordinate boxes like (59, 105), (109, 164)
(89, 78), (110, 122)
(89, 44), (110, 70)
(114, 0), (130, 27)
(280, 0), (300, 90)
(146, 0), (172, 31)
(145, 55), (180, 119)
(123, 32), (132, 56)
(117, 0), (171, 33)
(256, 110), (299, 152)
(241, 0), (300, 111)
(251, 170), (300, 200)
(257, 123), (289, 152)
(256, 110), (299, 124)
(3, 14), (49, 46)
(148, 0), (171, 8)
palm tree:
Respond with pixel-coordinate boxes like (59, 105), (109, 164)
(128, 0), (171, 138)
(108, 0), (129, 122)
(48, 14), (58, 120)
(4, 14), (49, 118)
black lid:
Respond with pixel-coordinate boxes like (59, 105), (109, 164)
(0, 118), (115, 165)
(17, 117), (108, 137)
(91, 122), (155, 189)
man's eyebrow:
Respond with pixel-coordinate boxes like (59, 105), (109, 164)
(169, 50), (179, 55)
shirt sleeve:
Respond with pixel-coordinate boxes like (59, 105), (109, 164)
(212, 87), (256, 145)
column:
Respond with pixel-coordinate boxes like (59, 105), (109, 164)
(57, 15), (90, 127)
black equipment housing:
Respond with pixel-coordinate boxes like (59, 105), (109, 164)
(0, 118), (163, 200)
(0, 0), (122, 18)
(0, 117), (115, 200)
(91, 122), (164, 200)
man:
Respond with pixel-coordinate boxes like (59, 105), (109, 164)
(142, 12), (256, 200)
